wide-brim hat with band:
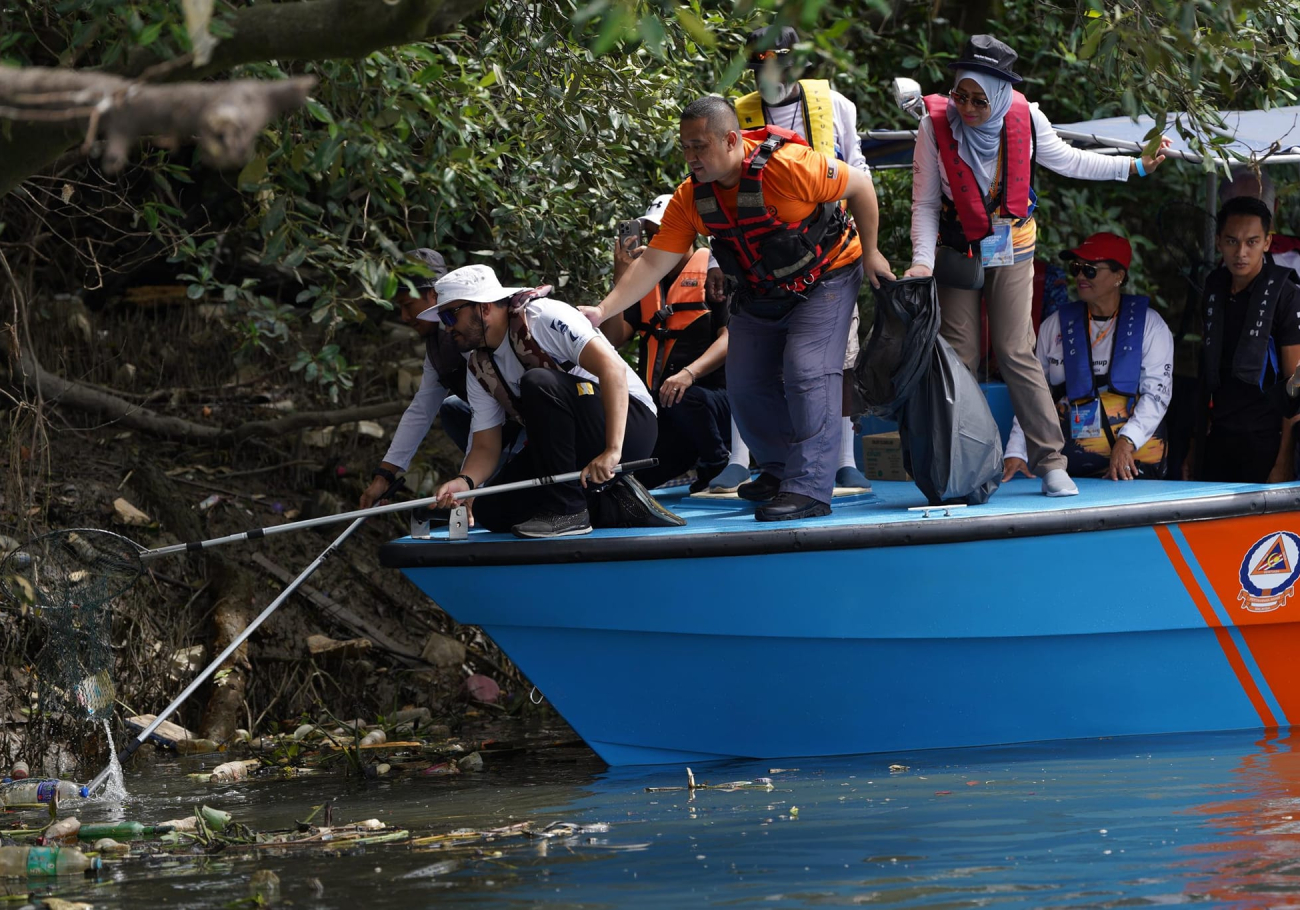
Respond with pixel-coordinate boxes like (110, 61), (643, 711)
(405, 248), (448, 292)
(1059, 232), (1132, 270)
(639, 194), (673, 227)
(417, 264), (527, 321)
(948, 34), (1023, 85)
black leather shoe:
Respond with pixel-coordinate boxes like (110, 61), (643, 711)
(737, 472), (782, 502)
(755, 492), (832, 522)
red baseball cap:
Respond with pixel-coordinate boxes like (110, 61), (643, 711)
(1059, 232), (1131, 270)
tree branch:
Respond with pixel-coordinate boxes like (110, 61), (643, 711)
(0, 0), (489, 195)
(0, 67), (315, 173)
(10, 342), (405, 443)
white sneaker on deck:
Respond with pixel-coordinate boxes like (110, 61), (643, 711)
(1042, 469), (1079, 497)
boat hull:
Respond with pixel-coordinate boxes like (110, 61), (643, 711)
(385, 481), (1300, 764)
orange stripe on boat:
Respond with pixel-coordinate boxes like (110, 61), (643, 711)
(1155, 525), (1277, 728)
(1179, 515), (1300, 723)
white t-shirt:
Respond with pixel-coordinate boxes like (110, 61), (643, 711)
(758, 86), (869, 174)
(1005, 304), (1174, 461)
(467, 298), (657, 434)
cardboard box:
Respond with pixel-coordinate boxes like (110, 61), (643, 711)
(861, 431), (911, 482)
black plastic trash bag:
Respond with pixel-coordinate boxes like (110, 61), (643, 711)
(854, 277), (942, 420)
(899, 336), (1003, 505)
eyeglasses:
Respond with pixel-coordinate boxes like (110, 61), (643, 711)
(1068, 262), (1114, 279)
(948, 89), (990, 110)
(438, 301), (474, 327)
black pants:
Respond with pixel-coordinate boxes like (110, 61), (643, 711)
(1200, 427), (1282, 483)
(636, 384), (731, 489)
(474, 369), (658, 532)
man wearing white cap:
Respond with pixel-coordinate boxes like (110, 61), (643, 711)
(603, 195), (732, 490)
(427, 264), (681, 538)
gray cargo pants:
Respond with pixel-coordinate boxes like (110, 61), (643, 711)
(727, 266), (863, 504)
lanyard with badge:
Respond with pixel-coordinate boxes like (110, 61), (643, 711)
(1069, 313), (1115, 440)
(978, 140), (1032, 269)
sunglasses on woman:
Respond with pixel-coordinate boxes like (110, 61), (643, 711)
(948, 89), (990, 110)
(1068, 262), (1114, 279)
(438, 301), (474, 327)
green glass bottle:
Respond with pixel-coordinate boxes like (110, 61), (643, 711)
(76, 821), (172, 841)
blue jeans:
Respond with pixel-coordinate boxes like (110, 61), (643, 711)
(726, 267), (862, 503)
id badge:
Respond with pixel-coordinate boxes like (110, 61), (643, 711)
(1069, 400), (1103, 440)
(979, 220), (1015, 268)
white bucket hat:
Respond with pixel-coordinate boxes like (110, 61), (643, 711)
(639, 194), (673, 226)
(418, 264), (527, 321)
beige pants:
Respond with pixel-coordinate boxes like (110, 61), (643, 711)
(937, 257), (1067, 476)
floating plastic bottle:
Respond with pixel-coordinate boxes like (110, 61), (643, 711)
(77, 821), (172, 841)
(0, 845), (100, 877)
(0, 779), (88, 805)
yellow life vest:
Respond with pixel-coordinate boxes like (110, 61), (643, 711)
(734, 79), (836, 158)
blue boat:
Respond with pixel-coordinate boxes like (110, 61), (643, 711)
(380, 419), (1300, 765)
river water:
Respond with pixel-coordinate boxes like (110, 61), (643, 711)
(13, 728), (1300, 908)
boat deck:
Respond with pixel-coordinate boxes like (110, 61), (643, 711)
(379, 476), (1300, 567)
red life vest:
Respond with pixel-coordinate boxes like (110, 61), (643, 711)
(634, 248), (712, 390)
(922, 92), (1033, 245)
(467, 286), (570, 424)
(694, 125), (855, 302)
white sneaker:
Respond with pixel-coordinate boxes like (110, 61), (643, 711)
(1042, 469), (1079, 497)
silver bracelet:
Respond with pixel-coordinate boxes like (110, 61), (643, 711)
(682, 366), (697, 383)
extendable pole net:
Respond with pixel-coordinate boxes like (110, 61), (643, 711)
(0, 529), (143, 719)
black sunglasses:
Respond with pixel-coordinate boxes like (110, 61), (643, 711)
(1068, 262), (1117, 279)
(438, 301), (474, 327)
(948, 89), (990, 110)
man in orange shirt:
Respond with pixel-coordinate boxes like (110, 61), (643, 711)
(581, 96), (893, 520)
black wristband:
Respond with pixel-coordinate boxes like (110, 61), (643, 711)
(372, 467), (398, 485)
(455, 473), (476, 490)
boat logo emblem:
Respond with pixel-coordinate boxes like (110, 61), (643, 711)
(1238, 531), (1300, 613)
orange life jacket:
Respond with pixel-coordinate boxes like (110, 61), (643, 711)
(633, 248), (712, 390)
(922, 92), (1034, 246)
(694, 125), (854, 302)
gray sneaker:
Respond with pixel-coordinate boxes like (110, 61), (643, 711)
(511, 509), (593, 539)
(606, 475), (687, 528)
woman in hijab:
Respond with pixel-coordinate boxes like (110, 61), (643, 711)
(904, 35), (1170, 497)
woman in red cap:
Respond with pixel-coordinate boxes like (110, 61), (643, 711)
(1003, 232), (1174, 481)
(904, 35), (1171, 496)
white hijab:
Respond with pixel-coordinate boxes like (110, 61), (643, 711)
(947, 68), (1015, 195)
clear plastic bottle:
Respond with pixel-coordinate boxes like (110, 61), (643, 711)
(0, 845), (100, 877)
(0, 779), (88, 805)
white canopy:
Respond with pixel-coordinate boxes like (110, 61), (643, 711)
(863, 105), (1300, 168)
(1055, 106), (1300, 166)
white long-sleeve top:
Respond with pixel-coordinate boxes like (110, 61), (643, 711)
(757, 87), (870, 174)
(381, 353), (458, 471)
(910, 105), (1133, 269)
(1005, 305), (1174, 461)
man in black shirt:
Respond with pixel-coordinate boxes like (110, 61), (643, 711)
(603, 196), (732, 491)
(1193, 196), (1300, 482)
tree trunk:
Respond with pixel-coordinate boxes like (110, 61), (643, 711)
(197, 563), (256, 744)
